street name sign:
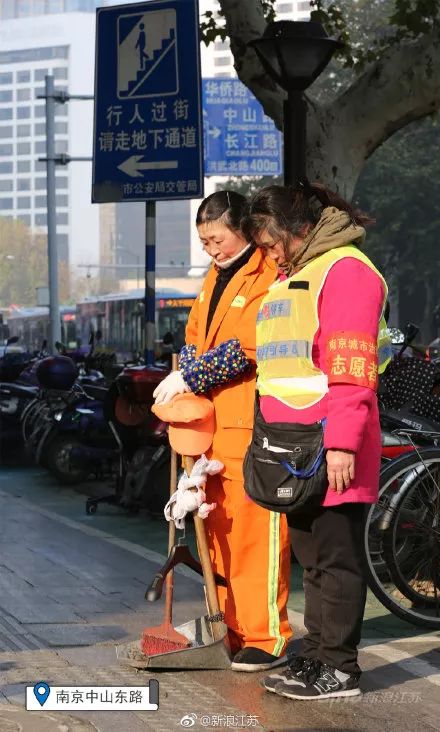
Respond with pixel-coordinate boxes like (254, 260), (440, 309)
(202, 78), (282, 177)
(92, 0), (204, 202)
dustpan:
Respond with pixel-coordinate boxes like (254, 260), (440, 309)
(116, 614), (231, 669)
(117, 434), (231, 669)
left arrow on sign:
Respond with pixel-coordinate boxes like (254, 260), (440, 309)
(118, 156), (179, 178)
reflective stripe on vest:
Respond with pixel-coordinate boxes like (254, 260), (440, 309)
(256, 245), (390, 410)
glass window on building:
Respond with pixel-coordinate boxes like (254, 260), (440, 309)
(18, 214), (31, 226)
(17, 70), (31, 83)
(34, 68), (49, 81)
(17, 88), (31, 101)
(35, 106), (45, 117)
(0, 143), (13, 155)
(17, 124), (31, 137)
(17, 160), (31, 173)
(0, 126), (13, 138)
(34, 141), (46, 154)
(297, 1), (311, 10)
(34, 123), (46, 135)
(0, 180), (13, 192)
(55, 121), (68, 134)
(17, 179), (31, 191)
(33, 1), (48, 12)
(54, 67), (68, 80)
(48, 0), (65, 12)
(0, 90), (12, 102)
(214, 72), (231, 78)
(56, 194), (68, 207)
(35, 195), (47, 208)
(0, 162), (13, 173)
(17, 107), (31, 119)
(0, 72), (13, 85)
(0, 47), (68, 65)
(17, 142), (31, 155)
(35, 213), (47, 227)
(56, 176), (68, 188)
(35, 177), (46, 190)
(214, 56), (231, 67)
(34, 160), (45, 171)
(277, 3), (293, 12)
(55, 140), (68, 153)
(55, 105), (68, 117)
(56, 212), (68, 225)
(16, 0), (35, 17)
(17, 196), (31, 209)
(0, 199), (13, 210)
(214, 40), (230, 51)
(0, 108), (12, 120)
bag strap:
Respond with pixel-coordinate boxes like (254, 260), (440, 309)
(282, 445), (325, 479)
(281, 417), (327, 479)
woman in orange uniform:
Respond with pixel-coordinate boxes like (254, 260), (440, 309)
(153, 191), (291, 671)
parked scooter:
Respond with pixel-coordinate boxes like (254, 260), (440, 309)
(0, 338), (48, 451)
(85, 361), (171, 516)
(380, 322), (440, 438)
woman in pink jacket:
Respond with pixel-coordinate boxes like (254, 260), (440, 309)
(242, 181), (390, 700)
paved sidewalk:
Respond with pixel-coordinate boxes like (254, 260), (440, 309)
(0, 468), (439, 731)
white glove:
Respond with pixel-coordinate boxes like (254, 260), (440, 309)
(153, 370), (190, 405)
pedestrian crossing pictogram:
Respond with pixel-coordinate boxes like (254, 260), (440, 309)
(117, 9), (178, 100)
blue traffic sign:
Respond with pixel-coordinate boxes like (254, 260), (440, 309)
(202, 78), (282, 177)
(92, 0), (204, 203)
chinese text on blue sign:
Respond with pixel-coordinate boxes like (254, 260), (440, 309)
(93, 0), (203, 203)
(202, 78), (282, 177)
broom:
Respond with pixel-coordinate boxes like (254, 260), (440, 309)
(141, 354), (190, 656)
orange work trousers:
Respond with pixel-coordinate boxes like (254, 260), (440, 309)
(204, 470), (292, 656)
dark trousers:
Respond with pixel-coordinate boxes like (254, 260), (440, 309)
(289, 503), (367, 675)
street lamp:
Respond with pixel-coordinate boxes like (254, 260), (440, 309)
(248, 21), (343, 185)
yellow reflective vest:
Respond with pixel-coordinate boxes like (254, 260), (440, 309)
(256, 245), (391, 410)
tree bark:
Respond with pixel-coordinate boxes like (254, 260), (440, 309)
(220, 0), (440, 198)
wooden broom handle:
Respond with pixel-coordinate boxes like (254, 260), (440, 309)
(183, 456), (224, 642)
(164, 353), (179, 621)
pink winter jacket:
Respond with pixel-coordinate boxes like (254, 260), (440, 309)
(260, 257), (385, 506)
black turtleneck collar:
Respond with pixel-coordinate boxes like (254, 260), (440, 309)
(206, 246), (256, 335)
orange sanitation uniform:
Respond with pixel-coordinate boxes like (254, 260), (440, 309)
(185, 248), (291, 655)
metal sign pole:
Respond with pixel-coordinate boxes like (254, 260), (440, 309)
(145, 201), (156, 365)
(44, 74), (61, 352)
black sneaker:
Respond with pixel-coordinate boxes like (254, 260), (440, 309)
(262, 655), (320, 693)
(274, 662), (361, 700)
(231, 647), (288, 672)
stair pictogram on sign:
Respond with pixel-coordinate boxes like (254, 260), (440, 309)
(117, 9), (179, 100)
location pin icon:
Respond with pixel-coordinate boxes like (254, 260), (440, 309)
(33, 682), (50, 706)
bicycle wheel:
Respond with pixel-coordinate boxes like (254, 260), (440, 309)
(382, 455), (440, 614)
(364, 447), (440, 629)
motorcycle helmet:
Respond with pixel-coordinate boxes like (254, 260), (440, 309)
(36, 355), (78, 391)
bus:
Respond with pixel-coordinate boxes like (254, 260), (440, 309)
(6, 306), (77, 352)
(75, 288), (197, 358)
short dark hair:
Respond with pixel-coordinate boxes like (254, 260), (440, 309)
(196, 190), (249, 234)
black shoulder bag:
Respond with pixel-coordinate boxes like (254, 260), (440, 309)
(243, 396), (328, 514)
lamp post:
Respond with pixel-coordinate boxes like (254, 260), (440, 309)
(248, 22), (343, 185)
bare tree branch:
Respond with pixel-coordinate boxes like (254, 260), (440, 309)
(218, 0), (440, 197)
(336, 26), (440, 162)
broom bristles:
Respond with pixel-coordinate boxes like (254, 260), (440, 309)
(140, 623), (191, 656)
(141, 634), (189, 656)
